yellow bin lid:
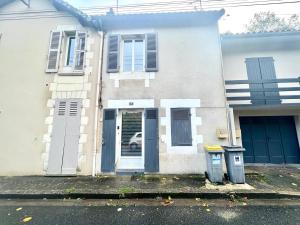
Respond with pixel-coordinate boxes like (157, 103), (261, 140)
(204, 144), (223, 151)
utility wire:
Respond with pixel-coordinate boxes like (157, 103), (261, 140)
(77, 0), (300, 14)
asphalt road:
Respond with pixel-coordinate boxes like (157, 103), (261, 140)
(0, 199), (299, 225)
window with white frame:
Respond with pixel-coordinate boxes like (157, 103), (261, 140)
(107, 33), (158, 73)
(46, 30), (87, 74)
(122, 39), (145, 72)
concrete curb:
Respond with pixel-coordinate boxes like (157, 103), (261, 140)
(0, 191), (299, 200)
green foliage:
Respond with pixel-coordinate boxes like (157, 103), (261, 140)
(246, 12), (300, 32)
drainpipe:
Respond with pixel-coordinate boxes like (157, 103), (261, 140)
(92, 30), (105, 177)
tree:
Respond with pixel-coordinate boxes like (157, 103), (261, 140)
(246, 12), (300, 32)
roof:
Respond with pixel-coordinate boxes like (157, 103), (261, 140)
(0, 0), (101, 30)
(96, 9), (225, 31)
(222, 30), (300, 39)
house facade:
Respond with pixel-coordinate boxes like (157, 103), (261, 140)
(0, 0), (102, 175)
(96, 10), (229, 174)
(222, 31), (300, 164)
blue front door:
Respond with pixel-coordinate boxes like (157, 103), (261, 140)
(240, 116), (300, 164)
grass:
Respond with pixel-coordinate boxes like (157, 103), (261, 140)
(118, 186), (136, 194)
(64, 187), (76, 194)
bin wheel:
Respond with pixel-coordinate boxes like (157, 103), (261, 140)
(204, 171), (208, 179)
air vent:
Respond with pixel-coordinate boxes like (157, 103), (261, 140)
(69, 102), (78, 116)
(58, 101), (66, 116)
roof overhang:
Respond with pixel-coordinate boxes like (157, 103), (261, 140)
(96, 9), (225, 31)
(0, 0), (102, 30)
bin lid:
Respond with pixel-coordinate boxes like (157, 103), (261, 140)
(222, 145), (245, 152)
(204, 145), (224, 153)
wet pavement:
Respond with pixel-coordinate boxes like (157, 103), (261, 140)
(245, 166), (300, 193)
(0, 166), (299, 198)
(0, 199), (299, 225)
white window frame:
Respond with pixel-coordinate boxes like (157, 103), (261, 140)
(64, 35), (76, 67)
(160, 99), (203, 154)
(121, 38), (145, 73)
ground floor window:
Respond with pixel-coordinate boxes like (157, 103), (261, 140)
(171, 108), (192, 146)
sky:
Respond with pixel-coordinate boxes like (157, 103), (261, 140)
(67, 0), (300, 33)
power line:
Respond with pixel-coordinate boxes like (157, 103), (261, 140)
(77, 0), (300, 14)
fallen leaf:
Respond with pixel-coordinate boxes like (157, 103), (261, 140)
(206, 208), (211, 212)
(16, 207), (22, 211)
(22, 217), (32, 223)
(291, 183), (298, 186)
(161, 199), (174, 206)
(117, 208), (122, 212)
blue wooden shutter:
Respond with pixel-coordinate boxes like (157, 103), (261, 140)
(171, 108), (192, 146)
(101, 109), (116, 172)
(258, 57), (281, 105)
(145, 33), (158, 72)
(245, 58), (265, 105)
(107, 35), (120, 73)
(144, 109), (159, 172)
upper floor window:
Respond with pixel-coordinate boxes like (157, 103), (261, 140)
(107, 33), (158, 73)
(123, 39), (144, 72)
(45, 30), (86, 74)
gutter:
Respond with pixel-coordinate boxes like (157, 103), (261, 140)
(92, 29), (105, 177)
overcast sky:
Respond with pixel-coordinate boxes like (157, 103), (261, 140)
(67, 0), (300, 33)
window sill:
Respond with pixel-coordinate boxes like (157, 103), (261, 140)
(109, 71), (155, 80)
(58, 68), (84, 76)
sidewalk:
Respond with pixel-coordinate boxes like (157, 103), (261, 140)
(0, 166), (299, 200)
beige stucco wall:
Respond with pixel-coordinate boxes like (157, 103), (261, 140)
(0, 0), (102, 175)
(222, 34), (300, 81)
(99, 23), (229, 174)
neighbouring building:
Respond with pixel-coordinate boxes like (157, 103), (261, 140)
(0, 0), (103, 176)
(96, 10), (230, 174)
(222, 31), (300, 164)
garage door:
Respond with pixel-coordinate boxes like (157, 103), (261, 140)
(240, 116), (300, 164)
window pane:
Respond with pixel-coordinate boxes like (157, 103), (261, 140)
(66, 37), (75, 66)
(134, 40), (144, 72)
(121, 112), (142, 156)
(171, 108), (192, 146)
(123, 40), (132, 72)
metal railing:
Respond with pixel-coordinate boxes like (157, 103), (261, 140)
(225, 77), (300, 107)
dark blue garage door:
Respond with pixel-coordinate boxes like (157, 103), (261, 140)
(240, 116), (300, 164)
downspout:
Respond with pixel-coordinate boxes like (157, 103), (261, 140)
(92, 30), (105, 177)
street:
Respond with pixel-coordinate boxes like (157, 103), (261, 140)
(0, 199), (299, 225)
